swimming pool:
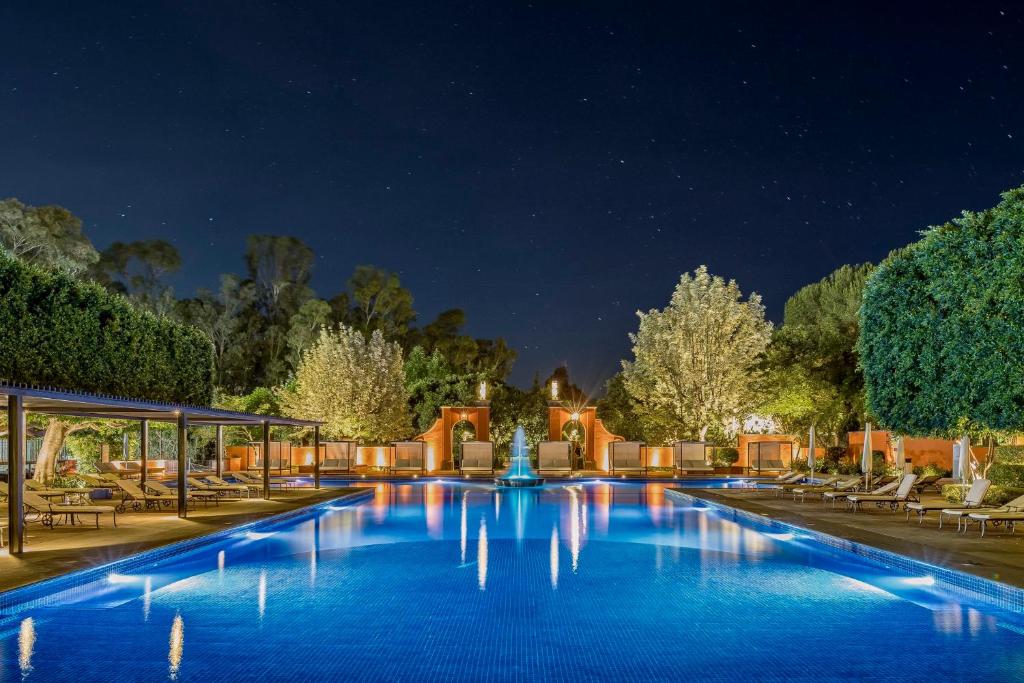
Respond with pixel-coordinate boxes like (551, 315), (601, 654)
(2, 481), (1023, 681)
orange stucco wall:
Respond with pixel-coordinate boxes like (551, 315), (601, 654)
(415, 405), (491, 471)
(847, 430), (984, 470)
(547, 405), (624, 471)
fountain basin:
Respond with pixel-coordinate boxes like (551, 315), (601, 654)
(494, 475), (545, 488)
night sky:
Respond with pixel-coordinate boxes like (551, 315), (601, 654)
(2, 2), (1022, 390)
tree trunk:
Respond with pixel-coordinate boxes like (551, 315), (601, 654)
(698, 425), (709, 442)
(33, 419), (75, 484)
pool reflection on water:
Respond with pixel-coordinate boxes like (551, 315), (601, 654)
(2, 481), (1023, 682)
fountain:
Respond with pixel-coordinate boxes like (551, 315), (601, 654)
(495, 426), (545, 487)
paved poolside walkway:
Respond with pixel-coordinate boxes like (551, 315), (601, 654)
(0, 486), (366, 593)
(674, 487), (1024, 589)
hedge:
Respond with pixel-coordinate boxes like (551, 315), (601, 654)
(0, 253), (214, 404)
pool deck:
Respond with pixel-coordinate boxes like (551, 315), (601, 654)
(0, 486), (365, 594)
(675, 487), (1024, 589)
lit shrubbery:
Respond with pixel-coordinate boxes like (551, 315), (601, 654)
(942, 484), (1024, 506)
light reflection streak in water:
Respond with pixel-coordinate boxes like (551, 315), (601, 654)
(18, 617), (34, 675)
(550, 524), (559, 589)
(168, 614), (184, 680)
(477, 517), (488, 591)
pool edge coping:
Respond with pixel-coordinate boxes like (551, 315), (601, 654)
(0, 487), (375, 614)
(666, 489), (1024, 615)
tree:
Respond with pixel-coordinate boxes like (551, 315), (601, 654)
(759, 263), (873, 443)
(176, 274), (257, 391)
(286, 298), (332, 372)
(621, 266), (772, 442)
(0, 198), (98, 276)
(92, 239), (182, 315)
(489, 380), (548, 460)
(860, 185), (1024, 441)
(403, 346), (482, 433)
(283, 324), (412, 443)
(338, 265), (417, 339)
(596, 372), (647, 442)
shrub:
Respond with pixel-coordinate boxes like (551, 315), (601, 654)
(913, 463), (949, 478)
(943, 484), (1024, 506)
(0, 253), (214, 404)
(711, 447), (739, 467)
(995, 445), (1024, 465)
(988, 463), (1024, 488)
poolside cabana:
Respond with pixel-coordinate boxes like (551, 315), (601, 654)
(537, 441), (572, 475)
(459, 441), (494, 475)
(1, 381), (321, 555)
(609, 441), (648, 476)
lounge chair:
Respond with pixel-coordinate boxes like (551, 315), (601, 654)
(822, 479), (899, 509)
(22, 490), (116, 529)
(731, 472), (805, 494)
(961, 494), (1024, 537)
(791, 477), (861, 503)
(188, 477), (249, 498)
(911, 474), (943, 494)
(390, 441), (426, 474)
(538, 441), (572, 475)
(609, 441), (647, 476)
(847, 474), (918, 513)
(0, 480), (68, 503)
(940, 492), (1024, 532)
(145, 480), (218, 507)
(113, 479), (177, 512)
(773, 475), (839, 498)
(905, 478), (990, 526)
(206, 475), (260, 495)
(234, 472), (292, 489)
(78, 473), (116, 492)
(460, 441), (494, 475)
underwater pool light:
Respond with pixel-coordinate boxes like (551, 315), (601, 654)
(901, 575), (936, 587)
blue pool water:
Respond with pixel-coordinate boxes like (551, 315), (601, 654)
(2, 481), (1023, 682)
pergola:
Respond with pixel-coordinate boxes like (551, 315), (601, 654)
(2, 381), (323, 555)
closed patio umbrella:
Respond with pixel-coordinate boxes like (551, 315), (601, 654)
(957, 435), (972, 484)
(952, 442), (961, 482)
(807, 426), (816, 479)
(894, 436), (906, 473)
(861, 422), (873, 490)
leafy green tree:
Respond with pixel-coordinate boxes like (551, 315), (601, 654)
(286, 298), (332, 372)
(489, 381), (548, 459)
(596, 372), (647, 442)
(176, 274), (258, 391)
(860, 185), (1024, 439)
(282, 324), (412, 443)
(403, 346), (482, 432)
(760, 263), (873, 443)
(92, 239), (182, 315)
(334, 265), (417, 339)
(622, 266), (772, 443)
(0, 198), (98, 275)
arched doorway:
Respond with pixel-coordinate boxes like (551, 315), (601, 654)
(451, 419), (476, 469)
(561, 419), (586, 470)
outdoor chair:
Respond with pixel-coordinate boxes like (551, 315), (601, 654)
(145, 480), (218, 508)
(460, 441), (495, 475)
(955, 494), (1024, 536)
(537, 441), (572, 475)
(234, 472), (292, 489)
(22, 490), (116, 529)
(910, 474), (943, 494)
(847, 474), (918, 512)
(822, 479), (899, 509)
(609, 441), (647, 476)
(791, 477), (860, 503)
(1, 480), (68, 503)
(905, 478), (989, 526)
(113, 479), (177, 512)
(773, 475), (839, 498)
(188, 477), (248, 498)
(207, 474), (260, 495)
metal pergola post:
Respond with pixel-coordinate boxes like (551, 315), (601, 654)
(313, 425), (321, 490)
(140, 418), (149, 489)
(7, 394), (26, 555)
(177, 412), (188, 518)
(262, 420), (271, 500)
(215, 425), (224, 478)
